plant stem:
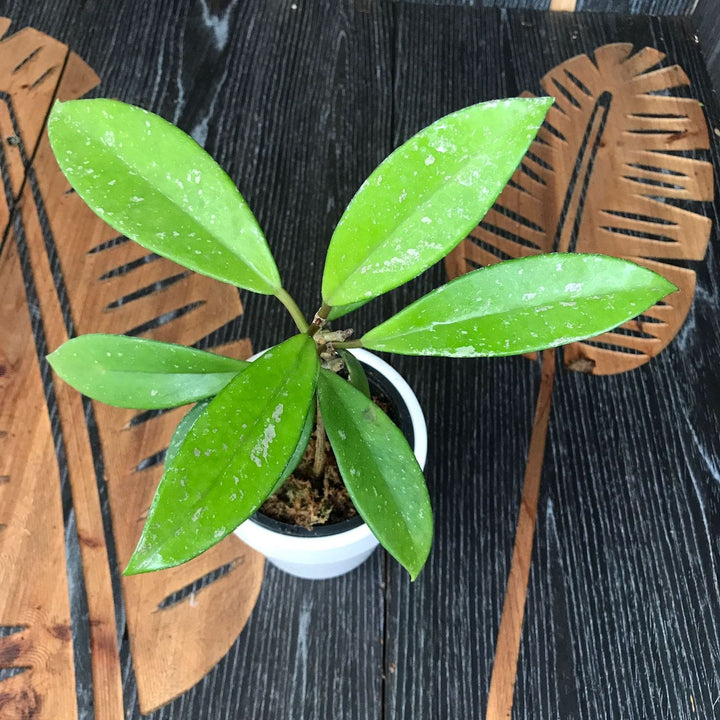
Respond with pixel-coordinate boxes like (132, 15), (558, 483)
(308, 304), (332, 337)
(333, 339), (363, 349)
(274, 288), (309, 333)
(313, 399), (326, 479)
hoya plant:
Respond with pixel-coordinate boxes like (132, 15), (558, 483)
(46, 97), (675, 580)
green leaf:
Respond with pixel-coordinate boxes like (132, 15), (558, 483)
(317, 369), (432, 580)
(165, 399), (211, 468)
(321, 97), (553, 307)
(125, 334), (319, 574)
(272, 400), (315, 495)
(166, 391), (314, 500)
(338, 349), (371, 399)
(48, 99), (281, 294)
(362, 254), (677, 357)
(47, 334), (248, 409)
(327, 299), (371, 321)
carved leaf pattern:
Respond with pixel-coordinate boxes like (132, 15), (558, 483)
(8, 22), (265, 715)
(446, 43), (713, 374)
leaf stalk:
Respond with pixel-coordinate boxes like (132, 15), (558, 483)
(275, 288), (309, 333)
(333, 340), (363, 350)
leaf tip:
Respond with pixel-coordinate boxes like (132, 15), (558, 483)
(661, 276), (679, 297)
(538, 95), (555, 109)
(405, 555), (428, 582)
(123, 547), (162, 576)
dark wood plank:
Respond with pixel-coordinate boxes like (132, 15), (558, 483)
(16, 1), (395, 718)
(389, 6), (720, 720)
(386, 6), (543, 720)
(575, 0), (693, 13)
(693, 0), (720, 92)
(3, 1), (720, 719)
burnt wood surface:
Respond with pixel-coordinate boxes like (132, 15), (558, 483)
(693, 0), (720, 93)
(1, 1), (719, 719)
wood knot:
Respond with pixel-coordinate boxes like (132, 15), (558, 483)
(0, 689), (43, 717)
(50, 624), (72, 642)
(77, 532), (102, 549)
(0, 640), (22, 665)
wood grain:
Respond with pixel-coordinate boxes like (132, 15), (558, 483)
(445, 34), (713, 720)
(485, 349), (556, 720)
(0, 19), (88, 720)
(0, 209), (77, 720)
(387, 8), (542, 720)
(390, 8), (720, 720)
(692, 0), (720, 94)
(17, 45), (127, 720)
(0, 11), (266, 717)
(1, 3), (719, 719)
(448, 42), (712, 374)
(74, 1), (393, 716)
(32, 74), (265, 713)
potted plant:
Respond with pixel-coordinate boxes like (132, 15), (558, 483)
(46, 96), (674, 581)
(232, 346), (428, 579)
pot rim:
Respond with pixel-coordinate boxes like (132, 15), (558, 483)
(236, 348), (427, 552)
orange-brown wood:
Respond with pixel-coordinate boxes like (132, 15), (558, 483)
(443, 44), (713, 720)
(30, 63), (265, 715)
(0, 17), (265, 717)
(0, 219), (77, 720)
(17, 45), (126, 720)
(0, 20), (90, 720)
(447, 43), (712, 375)
(485, 349), (555, 720)
(549, 0), (577, 10)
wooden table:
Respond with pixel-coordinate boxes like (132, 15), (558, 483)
(1, 2), (719, 718)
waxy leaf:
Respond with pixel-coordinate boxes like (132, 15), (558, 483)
(272, 401), (315, 495)
(166, 390), (315, 498)
(338, 349), (371, 399)
(47, 334), (248, 409)
(321, 97), (553, 307)
(165, 399), (212, 468)
(317, 369), (432, 580)
(125, 334), (319, 574)
(327, 299), (371, 321)
(48, 99), (281, 294)
(362, 254), (677, 357)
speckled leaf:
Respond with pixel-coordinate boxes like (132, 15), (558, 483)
(317, 369), (432, 580)
(48, 99), (281, 294)
(321, 97), (553, 308)
(47, 334), (248, 409)
(362, 254), (677, 357)
(165, 399), (212, 468)
(125, 334), (319, 574)
(271, 401), (316, 495)
(167, 392), (315, 498)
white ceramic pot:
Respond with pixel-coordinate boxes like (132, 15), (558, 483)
(234, 348), (427, 580)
